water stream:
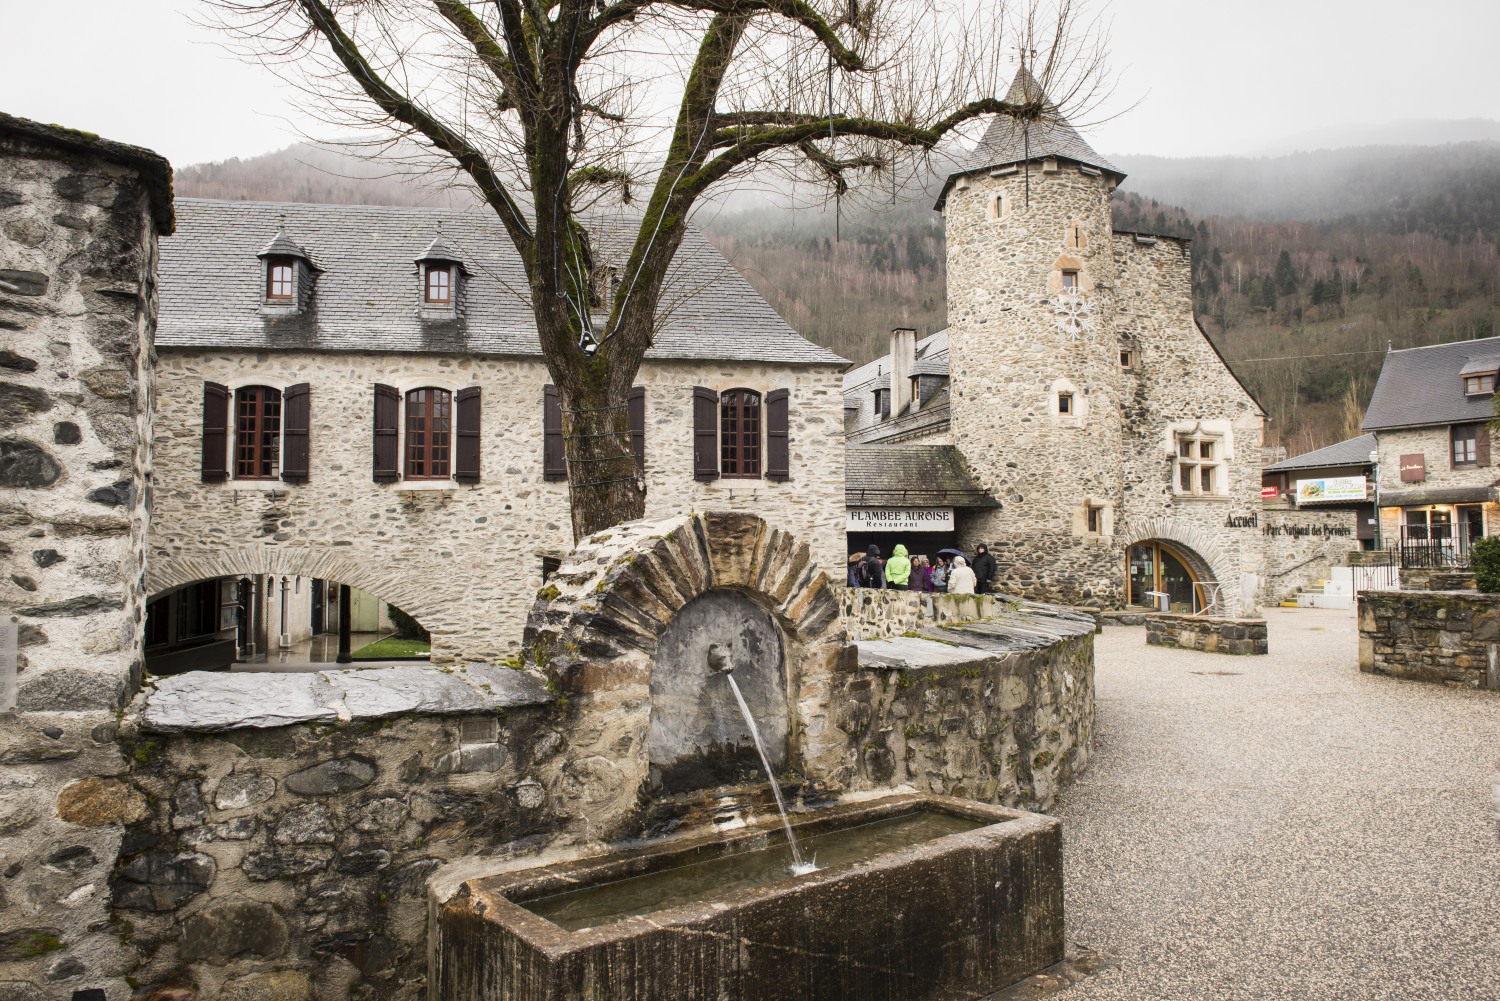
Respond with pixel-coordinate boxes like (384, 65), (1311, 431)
(722, 672), (816, 876)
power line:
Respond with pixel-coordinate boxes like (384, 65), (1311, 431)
(1227, 348), (1388, 364)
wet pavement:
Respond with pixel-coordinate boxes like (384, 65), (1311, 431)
(1053, 606), (1500, 1001)
(231, 631), (392, 672)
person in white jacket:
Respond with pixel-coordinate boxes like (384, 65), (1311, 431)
(947, 555), (977, 595)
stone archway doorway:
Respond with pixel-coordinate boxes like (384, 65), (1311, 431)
(1127, 540), (1213, 614)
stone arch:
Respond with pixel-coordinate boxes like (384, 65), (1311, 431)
(1119, 516), (1239, 609)
(522, 511), (847, 835)
(146, 545), (444, 645)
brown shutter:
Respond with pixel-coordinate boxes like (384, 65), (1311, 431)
(454, 386), (481, 483)
(693, 386), (719, 481)
(1479, 424), (1492, 467)
(765, 388), (789, 481)
(201, 382), (229, 482)
(280, 383), (311, 483)
(543, 385), (566, 481)
(373, 383), (400, 482)
(628, 386), (646, 471)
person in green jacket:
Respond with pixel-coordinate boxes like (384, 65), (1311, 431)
(885, 543), (912, 590)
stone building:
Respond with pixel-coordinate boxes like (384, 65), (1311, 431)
(1363, 335), (1500, 558)
(845, 71), (1267, 614)
(149, 200), (848, 661)
(0, 112), (173, 997)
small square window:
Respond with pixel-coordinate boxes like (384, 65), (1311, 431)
(1179, 440), (1193, 459)
(1199, 441), (1214, 460)
(266, 260), (294, 300)
(1465, 374), (1495, 395)
(1086, 506), (1102, 534)
(1058, 392), (1073, 415)
(1061, 270), (1079, 292)
(1120, 349), (1135, 369)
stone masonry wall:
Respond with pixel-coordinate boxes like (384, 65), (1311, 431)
(1358, 590), (1500, 690)
(1112, 233), (1266, 614)
(1145, 614), (1269, 655)
(1261, 506), (1362, 602)
(838, 586), (1099, 642)
(0, 126), (166, 1001)
(150, 351), (846, 662)
(945, 164), (1126, 608)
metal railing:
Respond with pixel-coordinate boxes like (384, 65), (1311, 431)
(1397, 529), (1471, 569)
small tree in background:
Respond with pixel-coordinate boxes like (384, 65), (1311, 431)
(1470, 535), (1500, 593)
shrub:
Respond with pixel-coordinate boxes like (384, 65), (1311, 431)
(1470, 535), (1500, 593)
(388, 604), (430, 641)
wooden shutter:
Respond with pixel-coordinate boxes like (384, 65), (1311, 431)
(280, 383), (311, 483)
(454, 386), (481, 483)
(543, 385), (566, 481)
(201, 382), (229, 483)
(628, 386), (646, 471)
(693, 386), (719, 481)
(765, 388), (789, 481)
(373, 383), (400, 482)
(1479, 425), (1492, 467)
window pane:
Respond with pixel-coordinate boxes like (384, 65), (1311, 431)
(1199, 441), (1214, 459)
(269, 263), (294, 298)
(1179, 464), (1193, 492)
(1200, 466), (1213, 492)
(427, 268), (450, 303)
(1178, 439), (1192, 458)
(234, 386), (281, 478)
(406, 388), (452, 478)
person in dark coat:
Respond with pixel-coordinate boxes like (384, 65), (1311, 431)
(973, 544), (996, 595)
(856, 544), (886, 589)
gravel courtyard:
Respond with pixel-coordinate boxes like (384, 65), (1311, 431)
(1053, 606), (1500, 1001)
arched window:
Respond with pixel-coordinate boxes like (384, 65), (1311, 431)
(234, 386), (282, 479)
(719, 389), (762, 478)
(405, 388), (452, 479)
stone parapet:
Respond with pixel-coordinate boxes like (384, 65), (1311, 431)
(840, 587), (1100, 640)
(1398, 567), (1475, 592)
(1144, 614), (1269, 655)
(1358, 590), (1500, 690)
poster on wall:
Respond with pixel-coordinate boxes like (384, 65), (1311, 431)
(846, 508), (955, 533)
(1295, 476), (1367, 503)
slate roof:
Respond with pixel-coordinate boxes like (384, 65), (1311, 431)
(845, 445), (996, 507)
(1263, 433), (1376, 473)
(156, 199), (845, 366)
(842, 330), (951, 441)
(258, 231), (314, 262)
(0, 111), (174, 232)
(936, 69), (1122, 208)
(1363, 337), (1500, 431)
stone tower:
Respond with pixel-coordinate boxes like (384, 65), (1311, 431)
(939, 69), (1129, 605)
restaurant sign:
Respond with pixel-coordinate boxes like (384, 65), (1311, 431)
(847, 508), (955, 533)
(1295, 476), (1367, 504)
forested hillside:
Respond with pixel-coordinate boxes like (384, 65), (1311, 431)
(175, 140), (1500, 454)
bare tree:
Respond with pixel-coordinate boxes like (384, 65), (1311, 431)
(206, 0), (1112, 540)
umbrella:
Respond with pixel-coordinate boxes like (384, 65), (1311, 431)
(936, 548), (965, 559)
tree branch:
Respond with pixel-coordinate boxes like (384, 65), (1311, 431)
(297, 0), (535, 251)
(587, 0), (865, 70)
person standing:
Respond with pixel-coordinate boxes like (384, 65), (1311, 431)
(885, 543), (912, 590)
(930, 556), (949, 593)
(910, 555), (933, 593)
(948, 555), (977, 594)
(857, 544), (886, 589)
(973, 543), (996, 595)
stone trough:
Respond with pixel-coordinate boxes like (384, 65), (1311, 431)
(431, 793), (1062, 1001)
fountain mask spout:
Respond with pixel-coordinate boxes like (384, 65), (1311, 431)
(706, 643), (734, 675)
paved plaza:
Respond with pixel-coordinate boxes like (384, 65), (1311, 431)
(1054, 606), (1500, 1001)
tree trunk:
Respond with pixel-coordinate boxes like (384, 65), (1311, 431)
(559, 375), (646, 541)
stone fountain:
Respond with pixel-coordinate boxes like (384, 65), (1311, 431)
(429, 512), (1080, 1000)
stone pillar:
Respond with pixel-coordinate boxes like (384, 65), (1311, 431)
(337, 584), (353, 664)
(0, 113), (172, 996)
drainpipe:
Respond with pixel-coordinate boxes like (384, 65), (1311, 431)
(337, 585), (353, 665)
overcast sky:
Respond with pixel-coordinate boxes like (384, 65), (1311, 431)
(4, 0), (1498, 167)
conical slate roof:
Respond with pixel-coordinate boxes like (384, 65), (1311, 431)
(414, 234), (467, 271)
(257, 229), (314, 262)
(937, 67), (1123, 206)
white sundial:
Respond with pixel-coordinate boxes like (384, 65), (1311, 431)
(1053, 290), (1093, 337)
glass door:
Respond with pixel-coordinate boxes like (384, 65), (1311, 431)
(1127, 541), (1201, 612)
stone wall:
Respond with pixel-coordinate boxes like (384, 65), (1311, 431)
(1144, 614), (1269, 655)
(839, 586), (1098, 641)
(150, 351), (846, 662)
(1358, 590), (1500, 689)
(1261, 506), (1362, 602)
(0, 119), (171, 1001)
(1399, 567), (1475, 591)
(109, 664), (559, 1001)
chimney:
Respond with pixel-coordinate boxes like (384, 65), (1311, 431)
(890, 327), (916, 419)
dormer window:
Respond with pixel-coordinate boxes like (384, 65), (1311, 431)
(425, 266), (452, 305)
(415, 234), (467, 315)
(1464, 373), (1494, 395)
(266, 259), (295, 300)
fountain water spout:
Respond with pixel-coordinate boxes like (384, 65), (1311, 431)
(708, 643), (817, 876)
